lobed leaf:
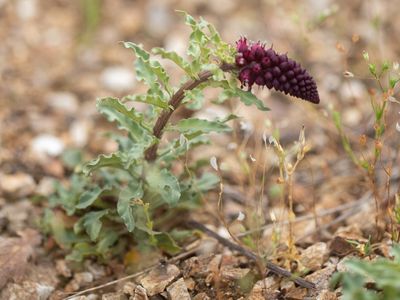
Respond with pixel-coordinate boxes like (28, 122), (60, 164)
(173, 117), (232, 135)
(152, 47), (194, 77)
(124, 42), (172, 96)
(97, 97), (151, 141)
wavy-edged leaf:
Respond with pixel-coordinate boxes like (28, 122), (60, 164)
(123, 94), (169, 109)
(147, 168), (181, 207)
(83, 153), (124, 176)
(118, 181), (143, 232)
(173, 118), (232, 135)
(123, 42), (172, 96)
(152, 47), (194, 77)
(76, 186), (104, 209)
(183, 88), (204, 110)
(97, 97), (151, 141)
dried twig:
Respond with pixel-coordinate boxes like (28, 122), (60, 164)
(187, 220), (316, 290)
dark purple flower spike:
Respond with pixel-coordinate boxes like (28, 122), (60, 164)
(235, 37), (320, 104)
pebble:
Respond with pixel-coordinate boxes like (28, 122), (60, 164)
(69, 120), (90, 147)
(100, 66), (135, 92)
(47, 92), (79, 115)
(36, 177), (55, 197)
(166, 278), (191, 300)
(0, 173), (36, 198)
(31, 134), (65, 158)
(140, 264), (180, 296)
(145, 0), (173, 38)
(16, 0), (38, 21)
(300, 242), (328, 271)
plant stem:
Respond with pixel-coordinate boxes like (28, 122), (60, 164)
(145, 63), (236, 161)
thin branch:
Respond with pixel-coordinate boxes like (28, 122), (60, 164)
(187, 220), (316, 290)
(145, 63), (236, 161)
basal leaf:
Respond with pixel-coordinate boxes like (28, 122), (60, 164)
(78, 210), (109, 241)
(154, 232), (181, 255)
(118, 181), (144, 232)
(96, 230), (119, 255)
(76, 186), (104, 209)
(147, 168), (181, 207)
(66, 242), (97, 262)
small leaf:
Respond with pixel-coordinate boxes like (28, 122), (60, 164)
(234, 88), (270, 111)
(184, 88), (204, 110)
(147, 168), (181, 207)
(76, 186), (104, 209)
(195, 172), (219, 191)
(118, 181), (144, 232)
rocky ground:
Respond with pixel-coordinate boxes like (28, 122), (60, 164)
(1, 0), (400, 299)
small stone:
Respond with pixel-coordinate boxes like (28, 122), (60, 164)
(145, 0), (173, 38)
(166, 278), (191, 300)
(0, 173), (36, 198)
(300, 242), (328, 271)
(70, 120), (91, 147)
(193, 292), (210, 300)
(47, 92), (79, 114)
(122, 282), (136, 296)
(100, 66), (135, 92)
(55, 259), (72, 278)
(101, 292), (126, 300)
(16, 0), (38, 20)
(317, 289), (338, 300)
(74, 272), (94, 285)
(132, 285), (148, 300)
(248, 277), (279, 300)
(220, 267), (250, 282)
(31, 134), (65, 158)
(305, 265), (336, 290)
(184, 277), (195, 291)
(36, 177), (55, 197)
(140, 264), (180, 296)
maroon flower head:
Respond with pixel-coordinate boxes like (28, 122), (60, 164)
(235, 37), (320, 104)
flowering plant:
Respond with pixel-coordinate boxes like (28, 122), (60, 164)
(43, 12), (319, 260)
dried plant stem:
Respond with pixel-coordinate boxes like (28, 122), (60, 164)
(187, 220), (316, 290)
(145, 63), (235, 161)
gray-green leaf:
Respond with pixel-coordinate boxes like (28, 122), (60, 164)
(147, 168), (181, 207)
